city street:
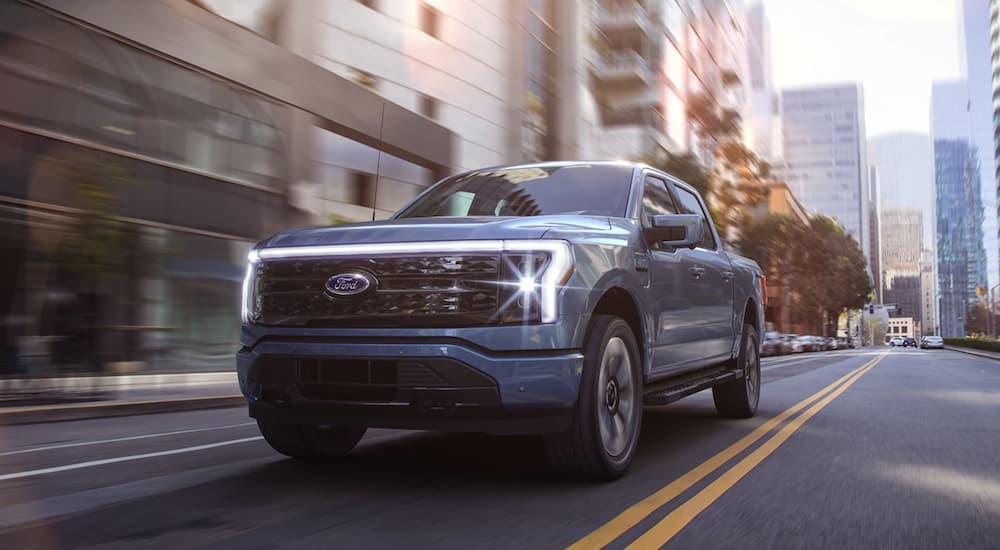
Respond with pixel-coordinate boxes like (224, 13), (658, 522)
(1, 348), (998, 548)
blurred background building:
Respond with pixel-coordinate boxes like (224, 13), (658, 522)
(777, 83), (871, 272)
(959, 0), (998, 289)
(933, 138), (988, 337)
(880, 208), (923, 330)
(586, 0), (752, 162)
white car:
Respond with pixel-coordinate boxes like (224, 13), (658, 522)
(889, 337), (905, 347)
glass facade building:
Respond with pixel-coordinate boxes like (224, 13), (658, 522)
(778, 84), (870, 265)
(935, 139), (988, 337)
(0, 1), (453, 375)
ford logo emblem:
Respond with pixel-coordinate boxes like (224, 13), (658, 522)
(325, 272), (375, 297)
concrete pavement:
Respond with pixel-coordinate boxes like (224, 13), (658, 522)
(0, 348), (997, 548)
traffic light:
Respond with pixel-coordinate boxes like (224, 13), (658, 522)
(869, 305), (874, 314)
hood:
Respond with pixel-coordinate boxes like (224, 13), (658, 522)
(261, 215), (612, 248)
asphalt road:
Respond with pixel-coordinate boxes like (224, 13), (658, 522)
(1, 348), (999, 548)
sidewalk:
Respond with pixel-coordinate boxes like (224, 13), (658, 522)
(944, 345), (1000, 361)
(0, 372), (243, 425)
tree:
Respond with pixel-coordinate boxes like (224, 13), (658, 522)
(737, 214), (872, 336)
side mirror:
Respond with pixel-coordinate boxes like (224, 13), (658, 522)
(644, 214), (703, 247)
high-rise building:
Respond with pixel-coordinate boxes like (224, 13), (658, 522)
(921, 249), (938, 336)
(880, 209), (923, 329)
(991, 0), (1000, 233)
(778, 84), (870, 266)
(868, 165), (882, 303)
(934, 139), (988, 337)
(587, 0), (751, 161)
(868, 133), (936, 247)
(960, 0), (999, 287)
(745, 2), (781, 162)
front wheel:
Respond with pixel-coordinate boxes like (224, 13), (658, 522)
(713, 323), (760, 418)
(544, 315), (642, 480)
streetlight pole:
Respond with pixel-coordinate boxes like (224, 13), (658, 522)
(991, 283), (1000, 339)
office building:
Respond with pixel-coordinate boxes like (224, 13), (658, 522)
(934, 139), (988, 337)
(887, 318), (916, 340)
(868, 165), (882, 302)
(778, 83), (870, 267)
(991, 0), (1000, 240)
(587, 0), (751, 161)
(746, 2), (781, 161)
(960, 0), (999, 286)
(868, 133), (936, 248)
(921, 249), (938, 336)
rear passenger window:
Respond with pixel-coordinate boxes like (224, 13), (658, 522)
(672, 186), (717, 250)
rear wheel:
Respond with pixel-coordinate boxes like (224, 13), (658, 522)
(713, 323), (760, 419)
(257, 419), (366, 460)
(544, 315), (642, 480)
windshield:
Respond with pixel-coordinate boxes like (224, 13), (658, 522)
(395, 164), (634, 219)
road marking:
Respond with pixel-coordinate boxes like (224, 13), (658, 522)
(0, 422), (257, 457)
(567, 357), (880, 550)
(626, 354), (885, 548)
(0, 437), (263, 482)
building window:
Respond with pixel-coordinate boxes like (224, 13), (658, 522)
(350, 171), (376, 208)
(419, 2), (441, 38)
(419, 94), (439, 120)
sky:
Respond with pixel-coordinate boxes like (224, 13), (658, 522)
(761, 0), (962, 138)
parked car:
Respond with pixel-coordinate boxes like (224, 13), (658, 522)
(761, 331), (784, 357)
(783, 334), (804, 353)
(827, 337), (839, 350)
(920, 335), (945, 349)
(889, 336), (905, 347)
(238, 161), (766, 480)
(902, 337), (917, 348)
(781, 334), (802, 355)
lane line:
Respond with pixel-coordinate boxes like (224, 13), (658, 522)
(0, 422), (257, 457)
(626, 354), (885, 548)
(566, 357), (877, 550)
(0, 437), (264, 482)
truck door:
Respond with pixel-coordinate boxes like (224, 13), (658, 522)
(639, 174), (706, 375)
(670, 184), (736, 362)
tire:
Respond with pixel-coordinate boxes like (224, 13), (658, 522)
(713, 323), (760, 419)
(257, 419), (366, 460)
(544, 315), (642, 480)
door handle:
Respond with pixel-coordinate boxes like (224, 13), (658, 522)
(721, 271), (735, 281)
(688, 266), (706, 278)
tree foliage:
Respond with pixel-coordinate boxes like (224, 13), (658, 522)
(737, 214), (873, 335)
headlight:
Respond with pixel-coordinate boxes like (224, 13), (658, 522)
(498, 240), (574, 324)
(241, 250), (260, 324)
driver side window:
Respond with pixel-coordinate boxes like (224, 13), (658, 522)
(642, 176), (679, 251)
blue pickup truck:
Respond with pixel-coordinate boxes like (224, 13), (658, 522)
(238, 161), (765, 479)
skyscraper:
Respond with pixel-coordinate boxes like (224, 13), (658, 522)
(934, 139), (988, 337)
(778, 83), (870, 266)
(880, 209), (923, 329)
(746, 2), (781, 162)
(869, 165), (882, 303)
(959, 0), (999, 286)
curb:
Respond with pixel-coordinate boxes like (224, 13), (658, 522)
(944, 346), (1000, 361)
(0, 395), (246, 425)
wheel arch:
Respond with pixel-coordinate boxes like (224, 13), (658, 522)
(590, 286), (647, 375)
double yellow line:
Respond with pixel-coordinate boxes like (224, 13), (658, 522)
(569, 353), (887, 549)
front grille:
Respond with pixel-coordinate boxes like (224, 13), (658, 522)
(251, 254), (501, 327)
(249, 356), (500, 406)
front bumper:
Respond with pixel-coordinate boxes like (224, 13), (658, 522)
(236, 336), (585, 435)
